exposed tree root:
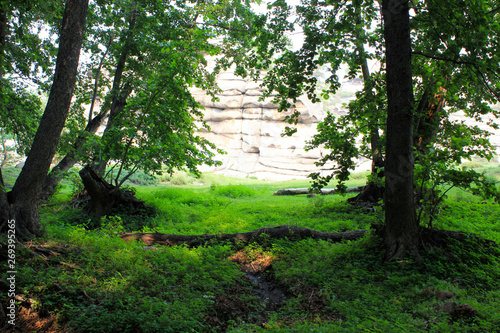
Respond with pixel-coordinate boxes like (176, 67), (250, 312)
(120, 225), (368, 246)
(347, 182), (384, 206)
(79, 165), (148, 216)
(120, 224), (498, 251)
(381, 226), (498, 263)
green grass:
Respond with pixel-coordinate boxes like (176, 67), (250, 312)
(132, 182), (377, 236)
(1, 167), (500, 332)
(1, 165), (21, 187)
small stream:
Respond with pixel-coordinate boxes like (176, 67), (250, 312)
(245, 272), (289, 310)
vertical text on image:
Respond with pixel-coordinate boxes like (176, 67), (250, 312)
(6, 219), (17, 326)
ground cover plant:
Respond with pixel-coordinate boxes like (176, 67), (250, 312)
(2, 1), (500, 331)
(1, 166), (500, 332)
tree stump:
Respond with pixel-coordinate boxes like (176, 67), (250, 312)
(79, 165), (146, 216)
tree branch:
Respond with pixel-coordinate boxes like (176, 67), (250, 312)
(487, 6), (500, 15)
(412, 51), (476, 66)
(88, 36), (113, 124)
(472, 65), (500, 102)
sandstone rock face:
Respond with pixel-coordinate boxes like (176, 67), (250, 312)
(192, 71), (330, 180)
(193, 70), (500, 180)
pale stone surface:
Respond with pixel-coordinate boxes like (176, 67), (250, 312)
(195, 68), (500, 180)
(194, 70), (330, 179)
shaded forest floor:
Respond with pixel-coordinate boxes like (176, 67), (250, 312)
(1, 166), (500, 332)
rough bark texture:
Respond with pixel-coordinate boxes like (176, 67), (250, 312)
(42, 8), (137, 197)
(1, 0), (89, 238)
(121, 225), (368, 247)
(92, 7), (137, 175)
(382, 0), (419, 260)
(79, 165), (146, 216)
(40, 109), (109, 201)
(348, 55), (385, 205)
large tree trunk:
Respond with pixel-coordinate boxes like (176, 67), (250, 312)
(382, 0), (419, 261)
(1, 0), (89, 238)
(79, 165), (116, 216)
(40, 44), (111, 201)
(40, 109), (109, 200)
(41, 10), (137, 199)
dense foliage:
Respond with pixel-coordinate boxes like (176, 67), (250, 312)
(230, 0), (500, 219)
(2, 169), (500, 332)
(1, 0), (500, 329)
(0, 0), (61, 164)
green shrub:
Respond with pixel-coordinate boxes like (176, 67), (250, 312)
(15, 225), (242, 333)
(123, 170), (158, 186)
(269, 234), (500, 332)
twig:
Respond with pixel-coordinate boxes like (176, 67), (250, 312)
(412, 51), (476, 66)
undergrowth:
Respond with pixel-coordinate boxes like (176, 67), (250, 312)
(1, 168), (499, 332)
(263, 235), (500, 332)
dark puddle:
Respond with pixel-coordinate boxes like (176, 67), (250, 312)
(244, 271), (289, 310)
(228, 250), (290, 310)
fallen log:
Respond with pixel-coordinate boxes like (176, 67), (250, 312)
(273, 186), (364, 196)
(120, 225), (367, 246)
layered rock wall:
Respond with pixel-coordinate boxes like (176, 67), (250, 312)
(193, 70), (500, 180)
(192, 71), (331, 180)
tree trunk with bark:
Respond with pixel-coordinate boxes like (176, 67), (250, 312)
(40, 109), (109, 200)
(41, 10), (137, 199)
(382, 0), (420, 261)
(0, 0), (89, 238)
(121, 225), (367, 247)
(348, 7), (385, 206)
(79, 165), (146, 217)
